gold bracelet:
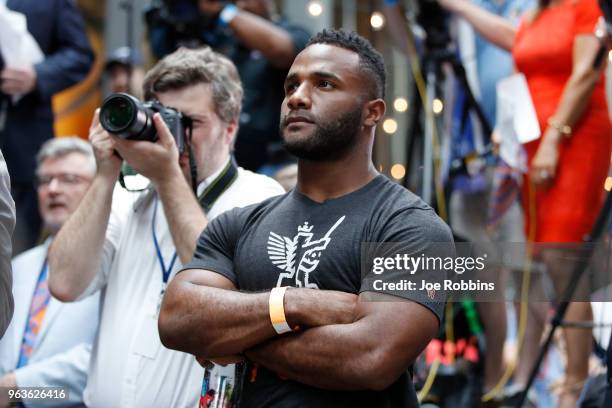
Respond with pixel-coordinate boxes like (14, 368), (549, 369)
(547, 118), (572, 138)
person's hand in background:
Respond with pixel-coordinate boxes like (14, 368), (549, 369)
(0, 66), (37, 96)
(530, 131), (560, 189)
(198, 0), (226, 17)
(438, 0), (466, 14)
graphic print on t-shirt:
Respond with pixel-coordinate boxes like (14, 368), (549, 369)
(267, 216), (346, 288)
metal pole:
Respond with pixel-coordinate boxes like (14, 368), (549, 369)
(119, 0), (135, 49)
(422, 68), (436, 204)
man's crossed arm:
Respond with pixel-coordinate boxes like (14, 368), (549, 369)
(159, 269), (439, 391)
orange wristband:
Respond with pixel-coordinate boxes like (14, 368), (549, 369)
(269, 287), (292, 334)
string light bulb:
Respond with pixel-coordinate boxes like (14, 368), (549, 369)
(432, 98), (444, 114)
(393, 97), (409, 112)
(370, 12), (385, 30)
(383, 118), (398, 134)
(307, 1), (323, 17)
(391, 164), (406, 180)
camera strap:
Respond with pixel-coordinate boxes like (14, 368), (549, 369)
(197, 157), (239, 213)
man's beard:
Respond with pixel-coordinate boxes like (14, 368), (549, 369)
(281, 107), (363, 162)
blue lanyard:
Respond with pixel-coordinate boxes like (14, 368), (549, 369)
(152, 198), (177, 286)
(151, 158), (237, 287)
(35, 260), (48, 289)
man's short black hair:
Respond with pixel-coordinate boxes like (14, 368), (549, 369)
(307, 29), (386, 99)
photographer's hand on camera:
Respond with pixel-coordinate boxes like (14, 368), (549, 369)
(112, 113), (183, 187)
(110, 112), (206, 264)
(89, 109), (122, 181)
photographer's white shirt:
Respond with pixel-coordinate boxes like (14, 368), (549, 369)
(78, 160), (284, 408)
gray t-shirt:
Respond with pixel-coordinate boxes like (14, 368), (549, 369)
(186, 174), (454, 407)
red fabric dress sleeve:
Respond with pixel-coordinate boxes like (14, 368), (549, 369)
(573, 0), (602, 35)
(513, 16), (527, 48)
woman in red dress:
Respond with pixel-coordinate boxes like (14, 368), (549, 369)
(440, 0), (611, 406)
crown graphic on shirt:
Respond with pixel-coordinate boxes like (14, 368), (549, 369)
(297, 222), (313, 233)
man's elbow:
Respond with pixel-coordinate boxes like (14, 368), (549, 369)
(160, 280), (237, 357)
(47, 253), (79, 301)
(48, 275), (80, 303)
(358, 347), (424, 391)
(158, 302), (184, 352)
(366, 370), (402, 392)
(364, 361), (403, 391)
(158, 286), (200, 354)
(158, 302), (216, 357)
(335, 349), (391, 391)
(47, 261), (78, 302)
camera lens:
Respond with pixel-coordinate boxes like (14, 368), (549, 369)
(101, 95), (135, 132)
(99, 93), (164, 142)
(106, 100), (133, 129)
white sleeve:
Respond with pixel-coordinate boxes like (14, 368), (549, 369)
(236, 173), (285, 206)
(77, 184), (134, 299)
(15, 344), (92, 407)
(0, 150), (15, 339)
(250, 178), (285, 204)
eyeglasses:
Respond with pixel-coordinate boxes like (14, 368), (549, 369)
(36, 173), (91, 188)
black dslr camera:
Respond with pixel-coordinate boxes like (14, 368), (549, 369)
(99, 93), (189, 153)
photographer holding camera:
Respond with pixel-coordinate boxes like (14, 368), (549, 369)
(46, 47), (284, 407)
(146, 0), (310, 172)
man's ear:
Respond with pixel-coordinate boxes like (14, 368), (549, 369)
(224, 118), (239, 145)
(363, 98), (386, 128)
